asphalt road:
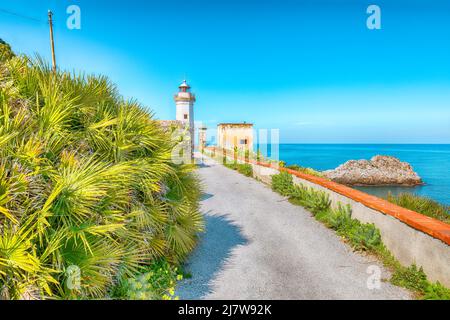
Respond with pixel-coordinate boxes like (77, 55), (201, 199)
(176, 154), (411, 300)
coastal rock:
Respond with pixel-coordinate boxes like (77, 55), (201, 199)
(322, 155), (423, 186)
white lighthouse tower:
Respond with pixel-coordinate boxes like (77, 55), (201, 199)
(174, 80), (196, 155)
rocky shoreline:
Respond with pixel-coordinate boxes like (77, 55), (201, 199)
(322, 155), (423, 187)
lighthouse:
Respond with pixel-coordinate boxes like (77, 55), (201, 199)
(174, 80), (196, 155)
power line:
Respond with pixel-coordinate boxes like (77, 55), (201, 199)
(0, 8), (45, 24)
(0, 7), (58, 73)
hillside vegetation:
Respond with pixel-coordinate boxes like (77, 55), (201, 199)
(387, 193), (450, 224)
(0, 42), (203, 299)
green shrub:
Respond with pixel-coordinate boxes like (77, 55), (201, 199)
(286, 164), (323, 178)
(391, 265), (428, 293)
(387, 193), (450, 224)
(348, 223), (382, 251)
(324, 204), (353, 230)
(286, 164), (301, 171)
(237, 164), (253, 177)
(271, 172), (295, 197)
(304, 189), (331, 215)
(289, 185), (331, 215)
(272, 172), (330, 213)
(224, 162), (236, 170)
(256, 149), (261, 162)
(0, 39), (15, 62)
(0, 54), (203, 299)
(233, 146), (239, 162)
(318, 203), (381, 251)
(390, 264), (450, 300)
(290, 184), (309, 201)
(244, 150), (250, 162)
(224, 163), (253, 178)
(111, 259), (184, 300)
(423, 282), (450, 300)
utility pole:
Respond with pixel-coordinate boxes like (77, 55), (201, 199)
(48, 10), (56, 73)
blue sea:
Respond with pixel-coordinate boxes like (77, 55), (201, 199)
(265, 144), (450, 206)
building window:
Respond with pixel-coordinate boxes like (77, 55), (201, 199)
(184, 114), (188, 120)
(240, 139), (248, 145)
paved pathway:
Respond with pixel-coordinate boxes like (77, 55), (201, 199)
(176, 155), (411, 300)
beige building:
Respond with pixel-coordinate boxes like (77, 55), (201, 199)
(217, 123), (254, 152)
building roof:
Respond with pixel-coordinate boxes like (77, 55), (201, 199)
(218, 122), (253, 127)
(179, 80), (190, 88)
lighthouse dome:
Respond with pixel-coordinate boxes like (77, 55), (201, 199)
(179, 80), (190, 89)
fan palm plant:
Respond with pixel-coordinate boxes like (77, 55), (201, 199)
(0, 50), (203, 300)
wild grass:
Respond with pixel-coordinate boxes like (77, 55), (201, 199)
(0, 39), (15, 62)
(224, 162), (254, 177)
(387, 192), (450, 224)
(285, 164), (324, 178)
(0, 46), (203, 299)
(271, 171), (295, 196)
(110, 259), (186, 300)
(271, 172), (450, 300)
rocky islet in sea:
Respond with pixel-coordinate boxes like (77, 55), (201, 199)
(322, 155), (423, 186)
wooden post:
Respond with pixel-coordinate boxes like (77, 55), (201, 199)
(48, 10), (56, 73)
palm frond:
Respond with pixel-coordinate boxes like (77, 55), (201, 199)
(0, 51), (204, 300)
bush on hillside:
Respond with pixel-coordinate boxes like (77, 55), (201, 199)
(271, 171), (295, 197)
(111, 259), (185, 300)
(224, 162), (253, 177)
(0, 52), (203, 299)
(286, 164), (323, 178)
(0, 38), (15, 62)
(387, 193), (449, 224)
(237, 164), (253, 177)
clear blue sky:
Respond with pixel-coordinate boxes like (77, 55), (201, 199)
(1, 0), (449, 143)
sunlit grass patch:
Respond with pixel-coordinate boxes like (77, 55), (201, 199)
(387, 192), (450, 224)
